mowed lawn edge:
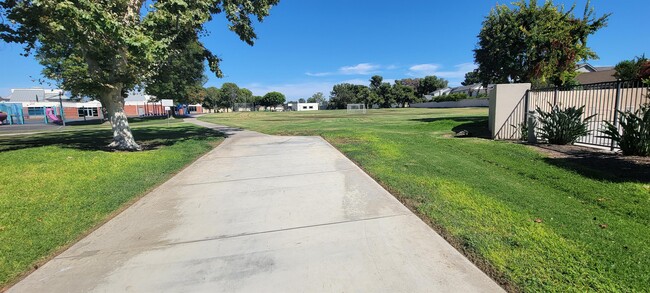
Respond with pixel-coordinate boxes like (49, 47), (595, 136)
(0, 123), (224, 288)
(198, 109), (650, 292)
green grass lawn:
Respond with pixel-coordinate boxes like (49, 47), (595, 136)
(0, 122), (223, 287)
(199, 108), (650, 292)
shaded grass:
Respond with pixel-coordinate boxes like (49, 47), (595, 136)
(199, 109), (650, 292)
(0, 116), (183, 135)
(0, 123), (223, 287)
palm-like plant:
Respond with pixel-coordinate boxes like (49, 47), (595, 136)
(536, 104), (595, 145)
(602, 104), (650, 156)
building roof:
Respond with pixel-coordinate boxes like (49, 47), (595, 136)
(576, 63), (615, 73)
(5, 88), (70, 102)
(428, 87), (452, 94)
(576, 63), (598, 73)
(575, 69), (617, 85)
(449, 83), (484, 94)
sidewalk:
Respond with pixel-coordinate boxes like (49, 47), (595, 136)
(9, 118), (503, 292)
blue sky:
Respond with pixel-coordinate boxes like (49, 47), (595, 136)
(1, 0), (648, 99)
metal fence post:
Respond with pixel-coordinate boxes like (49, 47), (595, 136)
(610, 81), (622, 151)
(527, 110), (537, 143)
(553, 87), (558, 106)
(523, 90), (530, 123)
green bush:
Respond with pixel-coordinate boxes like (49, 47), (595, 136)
(602, 104), (650, 156)
(536, 104), (595, 145)
(433, 93), (470, 102)
(512, 119), (537, 141)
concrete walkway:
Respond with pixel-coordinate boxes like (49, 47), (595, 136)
(10, 118), (503, 292)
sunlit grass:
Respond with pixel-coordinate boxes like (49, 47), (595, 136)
(0, 123), (223, 287)
(199, 108), (649, 292)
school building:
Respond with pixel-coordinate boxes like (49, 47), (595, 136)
(0, 88), (196, 123)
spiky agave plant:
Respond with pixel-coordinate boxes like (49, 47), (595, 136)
(602, 104), (650, 156)
(536, 103), (595, 145)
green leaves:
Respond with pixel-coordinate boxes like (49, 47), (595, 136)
(474, 0), (610, 86)
(601, 104), (650, 156)
(0, 0), (279, 98)
(536, 103), (595, 145)
(260, 91), (285, 107)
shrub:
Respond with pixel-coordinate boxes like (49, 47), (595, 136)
(512, 119), (537, 141)
(536, 104), (595, 145)
(601, 104), (650, 156)
(433, 93), (470, 102)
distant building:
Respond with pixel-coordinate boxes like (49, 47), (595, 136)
(449, 83), (491, 97)
(1, 88), (99, 121)
(575, 63), (616, 85)
(4, 88), (71, 103)
(286, 102), (319, 111)
(424, 87), (453, 101)
(1, 88), (177, 122)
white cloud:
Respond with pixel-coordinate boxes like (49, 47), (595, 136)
(305, 72), (333, 77)
(408, 64), (441, 75)
(407, 62), (478, 85)
(306, 63), (381, 77)
(243, 77), (381, 101)
(244, 81), (335, 100)
(338, 63), (381, 75)
(386, 64), (399, 70)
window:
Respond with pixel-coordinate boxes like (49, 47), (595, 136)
(27, 107), (45, 116)
(188, 105), (198, 112)
(309, 106), (314, 109)
(302, 106), (307, 109)
(78, 107), (98, 117)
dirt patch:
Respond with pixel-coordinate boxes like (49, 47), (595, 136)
(527, 144), (650, 183)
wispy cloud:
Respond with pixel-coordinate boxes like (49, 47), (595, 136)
(385, 64), (399, 70)
(244, 77), (379, 100)
(339, 63), (381, 75)
(408, 64), (441, 75)
(408, 62), (477, 79)
(305, 72), (333, 77)
(244, 81), (335, 100)
(306, 63), (381, 77)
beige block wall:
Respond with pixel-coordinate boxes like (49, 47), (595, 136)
(489, 83), (531, 138)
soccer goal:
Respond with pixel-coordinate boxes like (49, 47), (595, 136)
(233, 103), (254, 112)
(347, 104), (367, 114)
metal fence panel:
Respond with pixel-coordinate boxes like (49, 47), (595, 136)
(526, 80), (649, 149)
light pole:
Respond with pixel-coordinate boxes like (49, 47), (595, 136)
(59, 90), (66, 126)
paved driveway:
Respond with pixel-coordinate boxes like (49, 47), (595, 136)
(9, 119), (503, 292)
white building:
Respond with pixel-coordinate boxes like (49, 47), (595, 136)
(290, 102), (319, 111)
(424, 87), (453, 101)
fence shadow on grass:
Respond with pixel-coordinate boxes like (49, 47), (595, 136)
(543, 152), (650, 184)
(411, 116), (491, 139)
(0, 125), (225, 152)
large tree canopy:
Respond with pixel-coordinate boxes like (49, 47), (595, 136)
(260, 91), (286, 108)
(0, 0), (279, 150)
(417, 76), (448, 97)
(461, 70), (481, 86)
(146, 38), (207, 104)
(474, 0), (609, 87)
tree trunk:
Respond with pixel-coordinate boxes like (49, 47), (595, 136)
(99, 86), (141, 151)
